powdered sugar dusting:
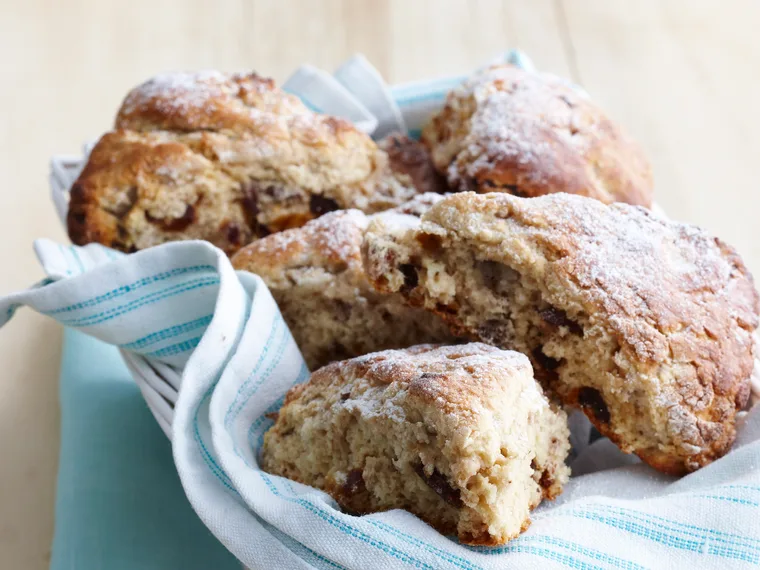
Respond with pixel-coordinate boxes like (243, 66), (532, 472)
(120, 70), (231, 116)
(239, 209), (369, 271)
(434, 65), (592, 191)
(387, 192), (445, 217)
(425, 64), (654, 206)
(509, 194), (754, 362)
(117, 70), (309, 128)
(344, 388), (408, 424)
(462, 65), (586, 147)
(315, 209), (369, 261)
(343, 343), (539, 419)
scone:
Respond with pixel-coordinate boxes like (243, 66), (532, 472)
(67, 71), (425, 255)
(379, 133), (449, 195)
(363, 192), (759, 474)
(231, 196), (456, 370)
(261, 344), (570, 545)
(422, 64), (653, 207)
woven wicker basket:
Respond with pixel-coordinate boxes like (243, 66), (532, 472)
(50, 151), (179, 437)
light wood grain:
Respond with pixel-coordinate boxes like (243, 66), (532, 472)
(561, 0), (760, 273)
(1, 1), (758, 567)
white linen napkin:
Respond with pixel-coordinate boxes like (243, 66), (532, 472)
(4, 51), (760, 569)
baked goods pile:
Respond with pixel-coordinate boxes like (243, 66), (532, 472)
(67, 63), (759, 545)
(362, 192), (757, 475)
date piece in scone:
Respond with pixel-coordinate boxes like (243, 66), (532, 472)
(261, 343), (570, 545)
(231, 195), (456, 370)
(363, 192), (759, 474)
(422, 64), (653, 207)
(67, 71), (426, 255)
(379, 133), (450, 195)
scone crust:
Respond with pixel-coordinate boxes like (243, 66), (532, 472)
(263, 343), (570, 545)
(421, 64), (653, 207)
(115, 71), (310, 133)
(68, 71), (421, 254)
(378, 133), (450, 195)
(67, 130), (252, 253)
(363, 192), (759, 473)
(286, 344), (530, 412)
(232, 209), (370, 287)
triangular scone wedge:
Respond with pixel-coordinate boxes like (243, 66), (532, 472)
(262, 344), (570, 546)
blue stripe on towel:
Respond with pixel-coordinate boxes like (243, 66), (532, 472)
(58, 276), (219, 327)
(120, 315), (213, 350)
(146, 336), (202, 358)
(260, 472), (438, 570)
(44, 265), (215, 315)
(563, 505), (759, 563)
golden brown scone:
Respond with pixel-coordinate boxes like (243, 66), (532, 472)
(262, 344), (571, 545)
(378, 133), (450, 195)
(231, 195), (456, 369)
(68, 71), (424, 255)
(421, 64), (653, 207)
(363, 192), (759, 475)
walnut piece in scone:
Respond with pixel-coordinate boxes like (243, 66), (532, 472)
(421, 64), (653, 207)
(67, 71), (429, 255)
(362, 192), (759, 475)
(231, 195), (456, 370)
(261, 344), (570, 545)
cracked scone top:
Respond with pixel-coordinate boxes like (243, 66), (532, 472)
(261, 343), (570, 546)
(362, 192), (759, 474)
(421, 64), (653, 207)
(67, 71), (425, 255)
(231, 195), (456, 370)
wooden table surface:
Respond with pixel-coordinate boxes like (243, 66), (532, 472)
(2, 0), (759, 567)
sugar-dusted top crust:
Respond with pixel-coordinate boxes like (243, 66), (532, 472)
(231, 209), (369, 286)
(116, 71), (311, 133)
(421, 64), (653, 207)
(287, 343), (537, 421)
(113, 71), (383, 195)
